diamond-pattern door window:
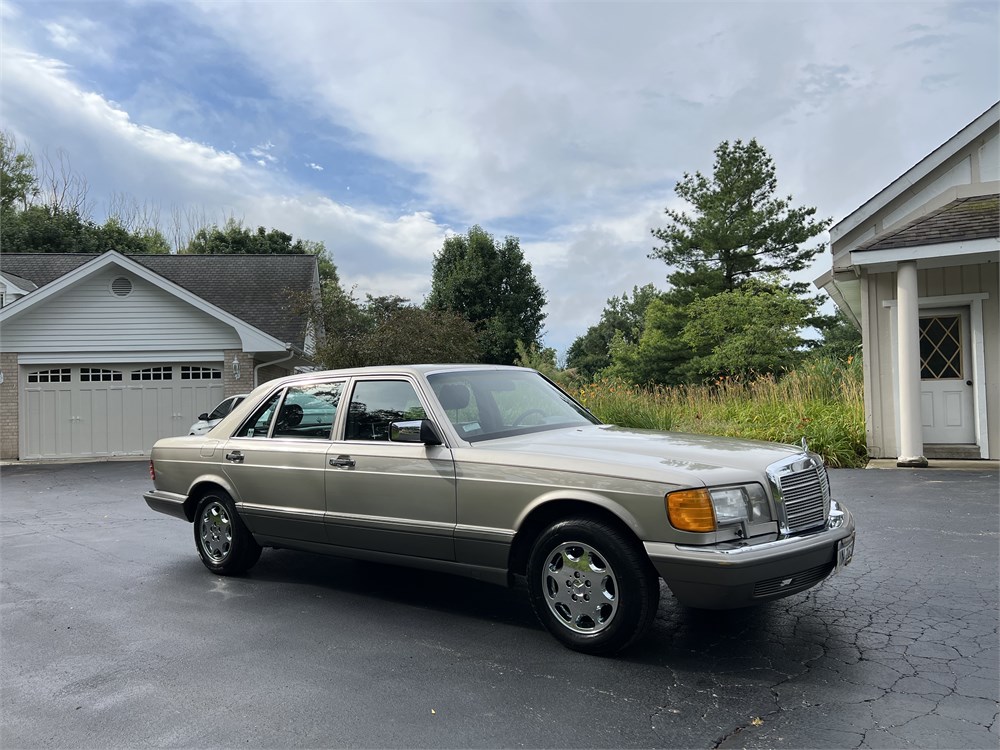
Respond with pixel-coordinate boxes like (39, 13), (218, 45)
(919, 315), (962, 380)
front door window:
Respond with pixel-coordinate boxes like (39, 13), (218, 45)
(919, 315), (962, 380)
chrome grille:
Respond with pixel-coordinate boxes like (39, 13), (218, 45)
(767, 454), (831, 534)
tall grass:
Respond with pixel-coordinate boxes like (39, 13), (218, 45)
(576, 358), (867, 467)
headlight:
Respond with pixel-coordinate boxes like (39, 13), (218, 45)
(667, 484), (772, 532)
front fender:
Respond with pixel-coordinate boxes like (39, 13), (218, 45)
(513, 488), (646, 539)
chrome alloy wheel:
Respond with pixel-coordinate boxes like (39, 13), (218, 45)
(541, 541), (619, 634)
(198, 500), (233, 563)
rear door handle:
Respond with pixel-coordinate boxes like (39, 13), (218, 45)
(225, 451), (245, 463)
(329, 455), (356, 469)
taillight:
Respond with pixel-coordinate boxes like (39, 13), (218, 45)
(149, 460), (155, 481)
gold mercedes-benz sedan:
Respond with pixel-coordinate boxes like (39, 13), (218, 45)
(144, 365), (855, 654)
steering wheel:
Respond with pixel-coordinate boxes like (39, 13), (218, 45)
(281, 403), (303, 428)
(512, 408), (546, 427)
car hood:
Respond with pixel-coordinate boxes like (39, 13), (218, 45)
(471, 424), (803, 488)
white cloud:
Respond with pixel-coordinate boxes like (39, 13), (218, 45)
(248, 141), (277, 165)
(43, 16), (117, 66)
(3, 1), (996, 358)
(186, 0), (996, 228)
(1, 47), (245, 205)
(0, 42), (453, 310)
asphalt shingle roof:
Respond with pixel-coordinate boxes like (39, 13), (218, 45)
(0, 253), (318, 348)
(856, 194), (999, 253)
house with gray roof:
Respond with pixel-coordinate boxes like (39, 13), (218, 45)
(815, 103), (999, 464)
(0, 251), (319, 461)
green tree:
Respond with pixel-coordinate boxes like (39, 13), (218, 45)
(680, 280), (814, 379)
(566, 284), (664, 381)
(606, 298), (699, 385)
(184, 218), (337, 281)
(1, 131), (38, 210)
(427, 225), (546, 365)
(303, 285), (481, 369)
(0, 204), (170, 254)
(651, 138), (830, 299)
(93, 217), (170, 254)
(809, 308), (862, 363)
(1, 132), (169, 254)
(513, 340), (579, 389)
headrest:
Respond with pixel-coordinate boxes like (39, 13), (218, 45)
(437, 383), (471, 411)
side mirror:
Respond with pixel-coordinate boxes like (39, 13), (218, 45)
(198, 413), (210, 421)
(389, 419), (443, 446)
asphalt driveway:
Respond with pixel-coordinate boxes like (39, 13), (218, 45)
(1, 461), (997, 748)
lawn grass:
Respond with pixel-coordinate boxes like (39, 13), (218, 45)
(575, 357), (867, 467)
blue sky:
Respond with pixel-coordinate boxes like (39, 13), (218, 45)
(2, 0), (997, 356)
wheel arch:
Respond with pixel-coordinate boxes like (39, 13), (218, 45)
(507, 492), (646, 579)
(183, 476), (240, 522)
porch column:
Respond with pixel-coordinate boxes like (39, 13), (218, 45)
(896, 261), (928, 467)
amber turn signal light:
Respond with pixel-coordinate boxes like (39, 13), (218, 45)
(666, 488), (716, 532)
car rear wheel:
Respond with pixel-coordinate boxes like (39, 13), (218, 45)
(526, 518), (659, 655)
(194, 491), (262, 575)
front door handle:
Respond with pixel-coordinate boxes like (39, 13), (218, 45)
(329, 455), (356, 469)
(225, 451), (245, 463)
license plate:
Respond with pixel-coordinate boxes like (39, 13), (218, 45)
(836, 534), (855, 573)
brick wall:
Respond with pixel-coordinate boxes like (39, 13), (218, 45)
(0, 352), (19, 460)
(255, 364), (291, 385)
(223, 350), (255, 397)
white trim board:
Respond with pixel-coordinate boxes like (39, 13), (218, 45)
(18, 352), (226, 365)
(852, 237), (999, 272)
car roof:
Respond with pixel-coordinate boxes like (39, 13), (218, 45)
(280, 364), (529, 385)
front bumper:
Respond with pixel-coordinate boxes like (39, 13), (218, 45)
(143, 489), (191, 521)
(645, 504), (855, 609)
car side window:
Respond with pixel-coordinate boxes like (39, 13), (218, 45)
(345, 380), (426, 441)
(272, 383), (343, 440)
(234, 391), (283, 438)
(208, 397), (235, 421)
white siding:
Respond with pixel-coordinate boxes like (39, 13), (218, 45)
(1, 267), (241, 353)
(979, 132), (999, 182)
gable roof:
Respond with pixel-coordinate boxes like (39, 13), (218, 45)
(830, 102), (999, 243)
(856, 194), (999, 253)
(0, 252), (319, 349)
(0, 271), (38, 293)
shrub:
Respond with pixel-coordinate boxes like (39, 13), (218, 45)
(576, 357), (866, 467)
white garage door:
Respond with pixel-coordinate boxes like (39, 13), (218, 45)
(21, 363), (225, 459)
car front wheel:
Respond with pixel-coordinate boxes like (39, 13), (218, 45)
(194, 491), (262, 575)
(527, 518), (659, 655)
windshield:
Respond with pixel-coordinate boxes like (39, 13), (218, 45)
(427, 370), (599, 442)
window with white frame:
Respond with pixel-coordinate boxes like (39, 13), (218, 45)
(27, 368), (71, 383)
(180, 366), (222, 380)
(130, 366), (173, 381)
(81, 368), (124, 382)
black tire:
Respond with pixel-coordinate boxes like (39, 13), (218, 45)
(526, 518), (659, 655)
(193, 491), (262, 575)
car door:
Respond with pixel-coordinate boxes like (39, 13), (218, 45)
(324, 377), (457, 560)
(221, 380), (345, 543)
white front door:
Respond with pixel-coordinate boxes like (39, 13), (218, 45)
(919, 308), (976, 444)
